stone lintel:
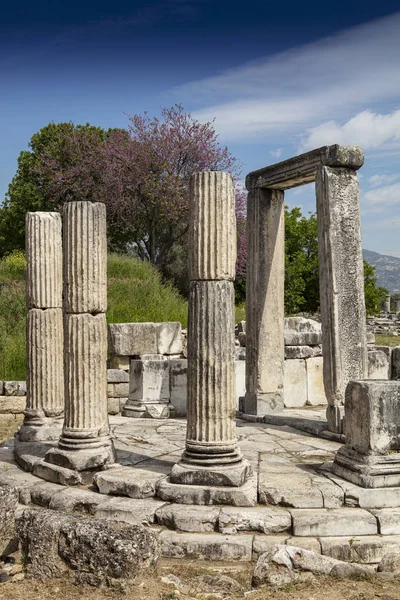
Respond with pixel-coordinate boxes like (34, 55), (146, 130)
(246, 145), (364, 191)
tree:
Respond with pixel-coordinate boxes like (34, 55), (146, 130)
(0, 122), (113, 258)
(364, 260), (388, 315)
(33, 105), (242, 279)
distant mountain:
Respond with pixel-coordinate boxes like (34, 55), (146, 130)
(363, 249), (400, 295)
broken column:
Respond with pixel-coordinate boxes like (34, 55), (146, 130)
(170, 171), (251, 487)
(332, 380), (400, 487)
(384, 295), (391, 313)
(45, 201), (115, 472)
(243, 187), (285, 415)
(316, 150), (368, 433)
(19, 212), (64, 441)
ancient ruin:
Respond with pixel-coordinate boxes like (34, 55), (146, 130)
(3, 149), (400, 586)
(244, 145), (368, 434)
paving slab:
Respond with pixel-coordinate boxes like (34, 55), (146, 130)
(160, 531), (253, 561)
(291, 508), (378, 537)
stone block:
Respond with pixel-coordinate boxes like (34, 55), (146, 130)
(259, 470), (324, 508)
(156, 474), (258, 507)
(109, 356), (130, 371)
(107, 383), (129, 398)
(238, 332), (246, 347)
(107, 369), (129, 383)
(343, 380), (400, 455)
(284, 318), (322, 347)
(3, 381), (26, 396)
(392, 347), (400, 380)
(16, 508), (160, 584)
(160, 531), (252, 561)
(285, 346), (313, 359)
(129, 358), (170, 402)
(218, 506), (291, 535)
(48, 488), (102, 514)
(368, 350), (390, 379)
(156, 504), (220, 532)
(0, 396), (26, 414)
(320, 535), (400, 564)
(169, 360), (187, 417)
(107, 397), (120, 415)
(252, 535), (290, 557)
(236, 321), (246, 334)
(93, 496), (165, 525)
(0, 484), (19, 557)
(372, 509), (400, 534)
(94, 466), (165, 499)
(108, 323), (158, 356)
(283, 359), (307, 408)
(306, 356), (327, 406)
(156, 322), (182, 355)
(291, 508), (377, 537)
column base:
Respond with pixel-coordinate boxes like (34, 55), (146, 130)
(243, 391), (284, 416)
(170, 458), (252, 487)
(18, 416), (63, 442)
(332, 446), (400, 488)
(326, 404), (344, 434)
(45, 439), (116, 472)
(122, 402), (170, 419)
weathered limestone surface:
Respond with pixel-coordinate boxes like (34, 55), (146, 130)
(333, 380), (400, 487)
(384, 295), (391, 313)
(25, 308), (64, 421)
(160, 530), (253, 561)
(123, 358), (170, 419)
(392, 347), (400, 380)
(189, 171), (236, 281)
(291, 508), (377, 537)
(26, 212), (62, 309)
(306, 357), (327, 406)
(283, 360), (307, 408)
(244, 187), (285, 415)
(108, 322), (181, 356)
(169, 359), (187, 417)
(156, 503), (220, 532)
(0, 484), (19, 557)
(284, 318), (322, 347)
(368, 350), (391, 379)
(316, 166), (368, 433)
(246, 144), (364, 191)
(218, 506), (291, 535)
(63, 201), (107, 314)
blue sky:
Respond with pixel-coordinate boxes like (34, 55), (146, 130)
(1, 1), (400, 255)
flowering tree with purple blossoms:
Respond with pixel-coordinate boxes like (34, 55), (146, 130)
(32, 105), (246, 287)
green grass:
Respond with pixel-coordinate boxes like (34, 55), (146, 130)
(375, 334), (400, 348)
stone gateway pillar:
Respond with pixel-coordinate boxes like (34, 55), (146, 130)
(19, 212), (64, 441)
(244, 187), (285, 415)
(316, 160), (368, 434)
(171, 171), (251, 487)
(45, 201), (115, 472)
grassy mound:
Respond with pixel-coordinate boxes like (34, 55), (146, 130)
(0, 252), (188, 380)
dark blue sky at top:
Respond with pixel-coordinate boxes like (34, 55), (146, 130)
(1, 0), (400, 257)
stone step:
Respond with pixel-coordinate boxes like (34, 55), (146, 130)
(291, 508), (378, 537)
(160, 530), (253, 561)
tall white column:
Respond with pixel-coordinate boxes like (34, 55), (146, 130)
(243, 188), (285, 415)
(19, 212), (64, 441)
(45, 201), (114, 472)
(316, 166), (368, 433)
(171, 171), (251, 487)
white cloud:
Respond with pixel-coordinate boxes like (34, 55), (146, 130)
(271, 148), (283, 159)
(301, 110), (400, 151)
(362, 182), (400, 213)
(368, 174), (399, 187)
(174, 12), (400, 141)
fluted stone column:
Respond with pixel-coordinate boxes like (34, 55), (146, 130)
(316, 164), (368, 434)
(395, 300), (400, 315)
(19, 212), (64, 442)
(171, 171), (251, 487)
(243, 188), (285, 415)
(45, 201), (114, 472)
(384, 295), (391, 314)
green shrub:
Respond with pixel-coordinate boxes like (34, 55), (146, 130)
(0, 250), (26, 281)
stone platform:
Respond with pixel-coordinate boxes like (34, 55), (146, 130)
(4, 411), (400, 565)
